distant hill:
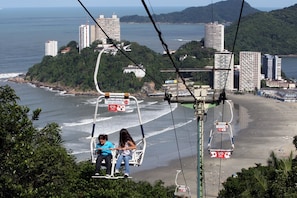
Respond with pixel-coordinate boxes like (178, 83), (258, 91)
(225, 4), (297, 55)
(120, 0), (261, 23)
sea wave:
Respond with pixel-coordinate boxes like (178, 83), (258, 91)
(133, 118), (195, 141)
(63, 117), (112, 127)
(0, 72), (23, 79)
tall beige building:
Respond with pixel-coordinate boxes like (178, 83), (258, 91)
(213, 51), (234, 91)
(204, 22), (224, 52)
(90, 14), (120, 44)
(239, 51), (261, 91)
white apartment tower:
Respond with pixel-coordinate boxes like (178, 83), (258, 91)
(204, 22), (224, 52)
(274, 55), (282, 80)
(263, 54), (274, 79)
(79, 24), (90, 52)
(45, 40), (58, 57)
(239, 51), (261, 91)
(213, 51), (234, 91)
(90, 14), (120, 44)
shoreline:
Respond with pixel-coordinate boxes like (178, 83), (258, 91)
(7, 75), (148, 98)
(132, 94), (297, 198)
(8, 75), (100, 96)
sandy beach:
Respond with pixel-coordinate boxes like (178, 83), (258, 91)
(132, 94), (297, 198)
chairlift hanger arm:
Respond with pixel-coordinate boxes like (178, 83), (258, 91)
(94, 49), (136, 99)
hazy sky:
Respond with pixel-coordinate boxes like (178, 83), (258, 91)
(1, 0), (296, 9)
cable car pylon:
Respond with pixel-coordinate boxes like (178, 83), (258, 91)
(165, 84), (214, 198)
(194, 85), (209, 198)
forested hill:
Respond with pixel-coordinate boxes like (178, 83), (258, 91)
(225, 4), (297, 55)
(120, 0), (261, 23)
(25, 41), (215, 94)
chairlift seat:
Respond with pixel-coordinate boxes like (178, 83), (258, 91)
(91, 138), (146, 167)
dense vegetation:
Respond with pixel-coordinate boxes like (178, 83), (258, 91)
(219, 145), (297, 197)
(121, 0), (260, 23)
(225, 4), (297, 55)
(26, 41), (215, 93)
(0, 85), (175, 197)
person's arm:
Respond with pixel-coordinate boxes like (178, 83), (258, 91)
(96, 145), (102, 154)
(126, 140), (136, 150)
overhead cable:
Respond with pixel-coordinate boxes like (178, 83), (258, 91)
(141, 0), (197, 101)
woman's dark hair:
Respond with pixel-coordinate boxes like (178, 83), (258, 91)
(118, 128), (135, 147)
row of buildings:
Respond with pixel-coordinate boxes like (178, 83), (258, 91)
(45, 15), (295, 93)
(204, 22), (294, 92)
(45, 14), (120, 57)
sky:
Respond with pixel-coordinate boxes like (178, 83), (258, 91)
(1, 0), (296, 9)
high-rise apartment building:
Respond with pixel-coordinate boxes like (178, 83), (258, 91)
(262, 54), (282, 80)
(213, 51), (234, 91)
(79, 24), (90, 52)
(263, 54), (274, 79)
(274, 55), (282, 80)
(45, 40), (58, 57)
(90, 14), (120, 44)
(239, 51), (261, 91)
(204, 22), (224, 52)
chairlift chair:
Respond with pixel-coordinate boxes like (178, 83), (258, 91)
(207, 100), (234, 159)
(174, 170), (191, 198)
(90, 49), (146, 179)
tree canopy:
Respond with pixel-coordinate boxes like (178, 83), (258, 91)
(0, 85), (176, 197)
(218, 136), (297, 197)
(25, 40), (215, 94)
(225, 4), (297, 55)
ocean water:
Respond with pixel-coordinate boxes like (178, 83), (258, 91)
(1, 7), (297, 173)
(0, 7), (206, 172)
(282, 57), (297, 81)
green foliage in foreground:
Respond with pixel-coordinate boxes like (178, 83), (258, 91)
(218, 138), (297, 197)
(0, 85), (175, 197)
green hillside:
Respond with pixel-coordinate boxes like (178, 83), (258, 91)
(25, 41), (215, 94)
(120, 0), (260, 23)
(225, 4), (297, 55)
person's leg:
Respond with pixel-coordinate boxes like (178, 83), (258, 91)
(115, 154), (123, 171)
(123, 155), (132, 176)
(105, 154), (112, 175)
(95, 155), (103, 173)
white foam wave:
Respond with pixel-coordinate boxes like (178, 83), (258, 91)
(132, 118), (195, 141)
(70, 150), (90, 155)
(0, 72), (23, 79)
(55, 90), (75, 96)
(146, 101), (158, 105)
(28, 83), (37, 88)
(63, 117), (112, 127)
